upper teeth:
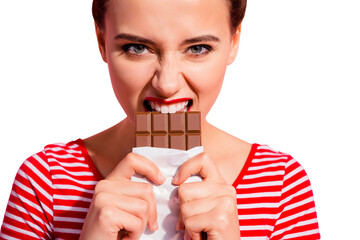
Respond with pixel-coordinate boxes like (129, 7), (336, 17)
(150, 101), (189, 113)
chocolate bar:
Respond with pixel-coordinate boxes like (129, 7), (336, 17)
(135, 112), (201, 150)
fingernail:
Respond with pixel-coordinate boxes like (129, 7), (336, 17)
(176, 220), (181, 230)
(158, 172), (166, 183)
(172, 174), (179, 184)
(184, 230), (191, 240)
(152, 221), (158, 231)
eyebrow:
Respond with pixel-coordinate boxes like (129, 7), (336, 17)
(182, 35), (220, 45)
(114, 33), (155, 45)
(114, 33), (220, 45)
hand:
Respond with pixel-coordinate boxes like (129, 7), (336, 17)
(80, 153), (165, 240)
(172, 153), (240, 240)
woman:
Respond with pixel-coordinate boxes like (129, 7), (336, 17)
(0, 0), (320, 239)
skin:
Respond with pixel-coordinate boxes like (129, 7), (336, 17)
(80, 0), (252, 239)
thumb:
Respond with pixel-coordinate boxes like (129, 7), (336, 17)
(107, 152), (165, 185)
(173, 152), (224, 185)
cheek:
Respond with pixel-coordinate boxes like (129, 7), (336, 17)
(185, 57), (227, 112)
(108, 59), (154, 111)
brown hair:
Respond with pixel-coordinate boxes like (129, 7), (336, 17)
(92, 0), (247, 33)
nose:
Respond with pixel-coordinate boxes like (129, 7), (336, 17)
(152, 54), (183, 98)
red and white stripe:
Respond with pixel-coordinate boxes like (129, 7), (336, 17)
(234, 145), (320, 239)
(0, 140), (320, 239)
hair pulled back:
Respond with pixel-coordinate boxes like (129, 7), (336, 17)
(92, 0), (247, 33)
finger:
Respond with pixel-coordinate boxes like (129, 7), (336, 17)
(176, 209), (185, 231)
(180, 200), (212, 240)
(184, 205), (239, 240)
(118, 182), (158, 228)
(115, 211), (144, 240)
(180, 197), (229, 236)
(95, 181), (158, 230)
(183, 212), (213, 240)
(123, 183), (158, 231)
(117, 195), (160, 232)
(184, 229), (198, 240)
(97, 200), (145, 240)
(178, 182), (236, 204)
(107, 152), (165, 184)
(172, 153), (224, 185)
(97, 180), (158, 200)
(180, 198), (217, 220)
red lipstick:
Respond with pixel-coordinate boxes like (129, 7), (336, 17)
(144, 97), (192, 104)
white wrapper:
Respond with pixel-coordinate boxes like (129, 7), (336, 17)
(132, 146), (204, 240)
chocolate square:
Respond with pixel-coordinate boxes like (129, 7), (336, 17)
(186, 112), (201, 133)
(169, 112), (185, 133)
(186, 133), (201, 150)
(169, 133), (186, 150)
(136, 112), (151, 133)
(152, 133), (168, 148)
(152, 112), (168, 133)
(136, 134), (151, 147)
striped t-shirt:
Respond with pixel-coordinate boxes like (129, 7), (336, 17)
(0, 139), (320, 239)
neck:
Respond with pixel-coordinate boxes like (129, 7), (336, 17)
(83, 117), (136, 176)
(202, 120), (220, 152)
(114, 117), (136, 158)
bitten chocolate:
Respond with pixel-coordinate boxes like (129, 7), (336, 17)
(135, 112), (201, 150)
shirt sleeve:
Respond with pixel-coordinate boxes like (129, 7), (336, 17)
(0, 152), (54, 240)
(270, 158), (320, 239)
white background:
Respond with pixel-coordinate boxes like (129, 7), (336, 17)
(0, 0), (359, 239)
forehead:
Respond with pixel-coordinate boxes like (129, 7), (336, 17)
(105, 0), (231, 41)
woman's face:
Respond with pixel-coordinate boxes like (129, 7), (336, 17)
(97, 0), (240, 124)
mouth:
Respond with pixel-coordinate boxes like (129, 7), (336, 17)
(143, 97), (193, 113)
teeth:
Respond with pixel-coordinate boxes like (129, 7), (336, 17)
(176, 103), (182, 111)
(183, 102), (187, 110)
(160, 105), (169, 113)
(169, 105), (177, 113)
(148, 100), (190, 113)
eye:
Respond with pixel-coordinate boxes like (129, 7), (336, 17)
(123, 44), (150, 55)
(187, 45), (213, 55)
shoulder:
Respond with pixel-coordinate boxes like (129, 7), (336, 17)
(249, 145), (320, 238)
(250, 144), (297, 169)
(252, 144), (292, 160)
(43, 139), (84, 159)
(244, 145), (315, 205)
(20, 139), (87, 178)
(41, 139), (88, 166)
(239, 144), (311, 186)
